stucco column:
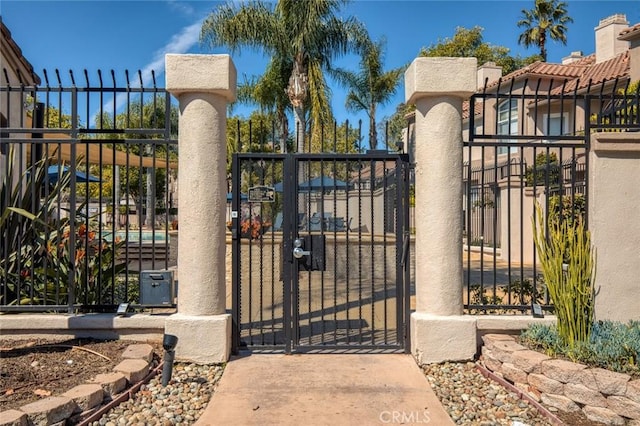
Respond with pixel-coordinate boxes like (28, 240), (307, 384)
(405, 57), (478, 364)
(164, 54), (236, 363)
(406, 57), (475, 315)
(589, 133), (640, 322)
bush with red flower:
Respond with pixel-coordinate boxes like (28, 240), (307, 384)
(227, 214), (272, 239)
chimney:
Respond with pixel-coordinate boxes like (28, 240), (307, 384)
(595, 14), (629, 63)
(562, 51), (584, 64)
(477, 62), (502, 88)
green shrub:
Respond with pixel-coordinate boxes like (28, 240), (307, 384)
(520, 321), (640, 376)
(525, 152), (560, 187)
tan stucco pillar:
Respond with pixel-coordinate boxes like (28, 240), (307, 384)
(164, 54), (236, 363)
(589, 133), (640, 323)
(405, 57), (478, 364)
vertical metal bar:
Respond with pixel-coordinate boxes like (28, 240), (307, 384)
(282, 155), (294, 353)
(369, 156), (375, 345)
(402, 156), (411, 352)
(231, 153), (241, 353)
(584, 94), (591, 229)
(68, 73), (78, 313)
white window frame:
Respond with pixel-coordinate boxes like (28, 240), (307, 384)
(497, 99), (518, 154)
(542, 112), (570, 143)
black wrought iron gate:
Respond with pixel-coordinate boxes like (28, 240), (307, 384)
(230, 152), (410, 353)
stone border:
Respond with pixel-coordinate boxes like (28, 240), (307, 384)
(480, 334), (640, 426)
(0, 344), (157, 426)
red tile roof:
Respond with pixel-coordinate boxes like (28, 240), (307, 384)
(483, 57), (593, 90)
(619, 23), (640, 40)
(549, 51), (629, 95)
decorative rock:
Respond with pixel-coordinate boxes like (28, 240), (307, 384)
(511, 349), (550, 374)
(122, 344), (154, 363)
(90, 364), (224, 426)
(62, 384), (104, 413)
(20, 396), (76, 425)
(540, 359), (587, 383)
(501, 363), (528, 385)
(422, 362), (555, 426)
(540, 393), (580, 412)
(481, 334), (514, 350)
(564, 382), (607, 407)
(591, 368), (631, 396)
(113, 359), (149, 383)
(88, 372), (128, 397)
(481, 353), (503, 374)
(487, 340), (527, 364)
(572, 368), (596, 390)
(528, 373), (564, 395)
(0, 409), (28, 426)
(607, 395), (640, 420)
(627, 379), (640, 404)
(582, 406), (625, 426)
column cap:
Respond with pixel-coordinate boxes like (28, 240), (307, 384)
(591, 132), (640, 155)
(165, 54), (237, 101)
(405, 57), (477, 104)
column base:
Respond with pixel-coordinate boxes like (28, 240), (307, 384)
(411, 313), (477, 365)
(165, 313), (231, 364)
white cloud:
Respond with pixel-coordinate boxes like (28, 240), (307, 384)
(166, 1), (197, 17)
(100, 19), (203, 118)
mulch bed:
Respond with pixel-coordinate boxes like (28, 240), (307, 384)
(0, 338), (160, 412)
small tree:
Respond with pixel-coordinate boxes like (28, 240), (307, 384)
(525, 152), (560, 187)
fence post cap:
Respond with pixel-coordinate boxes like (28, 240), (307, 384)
(405, 57), (477, 104)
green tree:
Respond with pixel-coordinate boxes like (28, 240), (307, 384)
(233, 65), (291, 152)
(380, 102), (414, 151)
(517, 0), (573, 62)
(332, 37), (404, 150)
(200, 0), (367, 152)
(420, 26), (538, 75)
(95, 95), (178, 227)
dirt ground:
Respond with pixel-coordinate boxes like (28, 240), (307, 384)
(0, 338), (160, 412)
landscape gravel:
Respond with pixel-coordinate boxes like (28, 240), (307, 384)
(423, 362), (555, 426)
(88, 359), (560, 426)
(89, 363), (224, 426)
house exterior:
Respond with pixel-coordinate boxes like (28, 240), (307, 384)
(403, 14), (638, 265)
(0, 19), (41, 176)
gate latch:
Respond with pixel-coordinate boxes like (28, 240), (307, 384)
(295, 235), (326, 271)
(292, 238), (310, 259)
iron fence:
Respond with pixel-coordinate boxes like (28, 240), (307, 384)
(464, 76), (639, 314)
(0, 69), (178, 312)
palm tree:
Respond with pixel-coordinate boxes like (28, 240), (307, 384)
(331, 38), (404, 150)
(517, 0), (573, 62)
(200, 0), (366, 153)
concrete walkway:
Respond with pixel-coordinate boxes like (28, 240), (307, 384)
(195, 353), (454, 426)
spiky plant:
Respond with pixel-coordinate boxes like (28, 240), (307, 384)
(532, 201), (595, 350)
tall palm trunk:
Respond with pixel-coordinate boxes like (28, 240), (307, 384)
(369, 104), (377, 150)
(539, 30), (547, 61)
(287, 55), (308, 153)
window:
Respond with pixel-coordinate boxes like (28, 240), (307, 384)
(543, 113), (569, 142)
(497, 100), (518, 154)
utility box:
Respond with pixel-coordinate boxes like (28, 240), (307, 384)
(140, 270), (174, 305)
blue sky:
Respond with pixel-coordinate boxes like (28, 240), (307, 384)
(2, 0), (639, 142)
